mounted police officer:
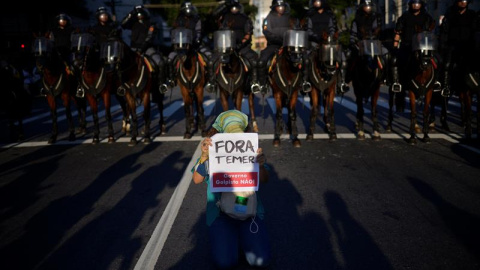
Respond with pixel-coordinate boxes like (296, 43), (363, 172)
(120, 5), (166, 95)
(167, 1), (211, 92)
(392, 0), (440, 112)
(348, 0), (388, 84)
(439, 0), (478, 97)
(49, 13), (74, 74)
(205, 0), (261, 93)
(259, 0), (311, 94)
(306, 0), (349, 93)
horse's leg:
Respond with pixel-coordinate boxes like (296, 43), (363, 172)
(422, 90), (433, 143)
(182, 87), (193, 139)
(220, 91), (229, 111)
(62, 92), (76, 141)
(104, 91), (115, 143)
(440, 95), (450, 132)
(461, 91), (472, 140)
(273, 92), (283, 147)
(289, 92), (300, 147)
(408, 91), (418, 145)
(355, 94), (365, 140)
(371, 87), (381, 141)
(125, 93), (138, 146)
(46, 95), (58, 144)
(386, 87), (394, 132)
(116, 94), (130, 135)
(248, 92), (258, 132)
(326, 87), (337, 141)
(307, 89), (318, 141)
(76, 96), (87, 135)
(86, 93), (100, 144)
(195, 86), (207, 137)
(158, 93), (166, 135)
(143, 91), (152, 144)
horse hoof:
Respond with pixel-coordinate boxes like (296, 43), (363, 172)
(184, 132), (192, 139)
(128, 139), (137, 147)
(306, 134), (313, 141)
(68, 133), (76, 141)
(108, 137), (115, 144)
(372, 131), (381, 141)
(92, 138), (100, 144)
(329, 133), (337, 141)
(407, 137), (417, 145)
(252, 121), (259, 133)
(385, 125), (392, 133)
(144, 137), (152, 144)
(161, 124), (167, 135)
(357, 131), (365, 140)
(423, 136), (431, 144)
(273, 139), (280, 147)
(293, 139), (301, 148)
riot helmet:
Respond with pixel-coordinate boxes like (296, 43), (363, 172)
(408, 0), (425, 11)
(56, 13), (71, 27)
(359, 0), (376, 14)
(455, 0), (470, 10)
(180, 1), (198, 17)
(134, 5), (150, 21)
(310, 0), (324, 10)
(96, 7), (112, 23)
(271, 0), (289, 14)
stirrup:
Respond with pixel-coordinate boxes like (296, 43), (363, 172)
(441, 86), (451, 97)
(251, 83), (261, 94)
(117, 86), (126, 97)
(391, 82), (402, 93)
(76, 86), (85, 98)
(40, 88), (49, 96)
(433, 81), (442, 92)
(205, 82), (216, 93)
(159, 84), (168, 94)
(302, 81), (312, 93)
(337, 82), (350, 94)
(260, 85), (269, 95)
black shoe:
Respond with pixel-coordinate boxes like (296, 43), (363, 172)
(117, 85), (126, 96)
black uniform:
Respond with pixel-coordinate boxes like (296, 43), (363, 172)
(439, 3), (478, 94)
(49, 24), (74, 67)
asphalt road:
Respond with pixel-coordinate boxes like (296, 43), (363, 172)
(1, 86), (479, 269)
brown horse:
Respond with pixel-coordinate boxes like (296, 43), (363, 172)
(105, 38), (153, 146)
(171, 28), (207, 139)
(269, 29), (308, 147)
(33, 34), (87, 144)
(212, 29), (258, 132)
(404, 31), (440, 144)
(307, 35), (341, 141)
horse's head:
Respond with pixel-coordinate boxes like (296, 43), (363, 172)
(411, 31), (437, 70)
(357, 39), (384, 70)
(283, 29), (308, 65)
(100, 37), (126, 67)
(315, 34), (341, 77)
(70, 32), (95, 70)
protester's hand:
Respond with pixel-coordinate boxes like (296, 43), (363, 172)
(256, 148), (266, 166)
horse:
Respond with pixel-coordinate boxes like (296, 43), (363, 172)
(403, 31), (440, 144)
(351, 38), (387, 140)
(0, 59), (32, 141)
(104, 37), (154, 146)
(33, 34), (87, 144)
(307, 34), (341, 141)
(212, 29), (258, 132)
(460, 32), (480, 140)
(71, 32), (131, 144)
(171, 27), (207, 139)
(269, 29), (308, 147)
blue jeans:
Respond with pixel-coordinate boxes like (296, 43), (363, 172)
(209, 213), (271, 269)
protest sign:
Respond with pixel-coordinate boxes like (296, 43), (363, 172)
(208, 133), (259, 192)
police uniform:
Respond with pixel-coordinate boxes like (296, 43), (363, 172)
(49, 14), (74, 68)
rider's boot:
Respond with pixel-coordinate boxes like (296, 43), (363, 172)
(250, 61), (261, 94)
(205, 59), (216, 93)
(117, 71), (126, 96)
(301, 58), (311, 94)
(76, 85), (85, 98)
(158, 59), (170, 94)
(257, 61), (269, 95)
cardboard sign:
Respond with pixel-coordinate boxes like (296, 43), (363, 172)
(209, 133), (259, 192)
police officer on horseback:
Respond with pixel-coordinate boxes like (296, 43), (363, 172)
(49, 13), (74, 75)
(306, 0), (349, 93)
(167, 1), (211, 92)
(258, 0), (311, 94)
(439, 0), (478, 97)
(392, 0), (441, 111)
(205, 0), (261, 94)
(120, 5), (166, 95)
